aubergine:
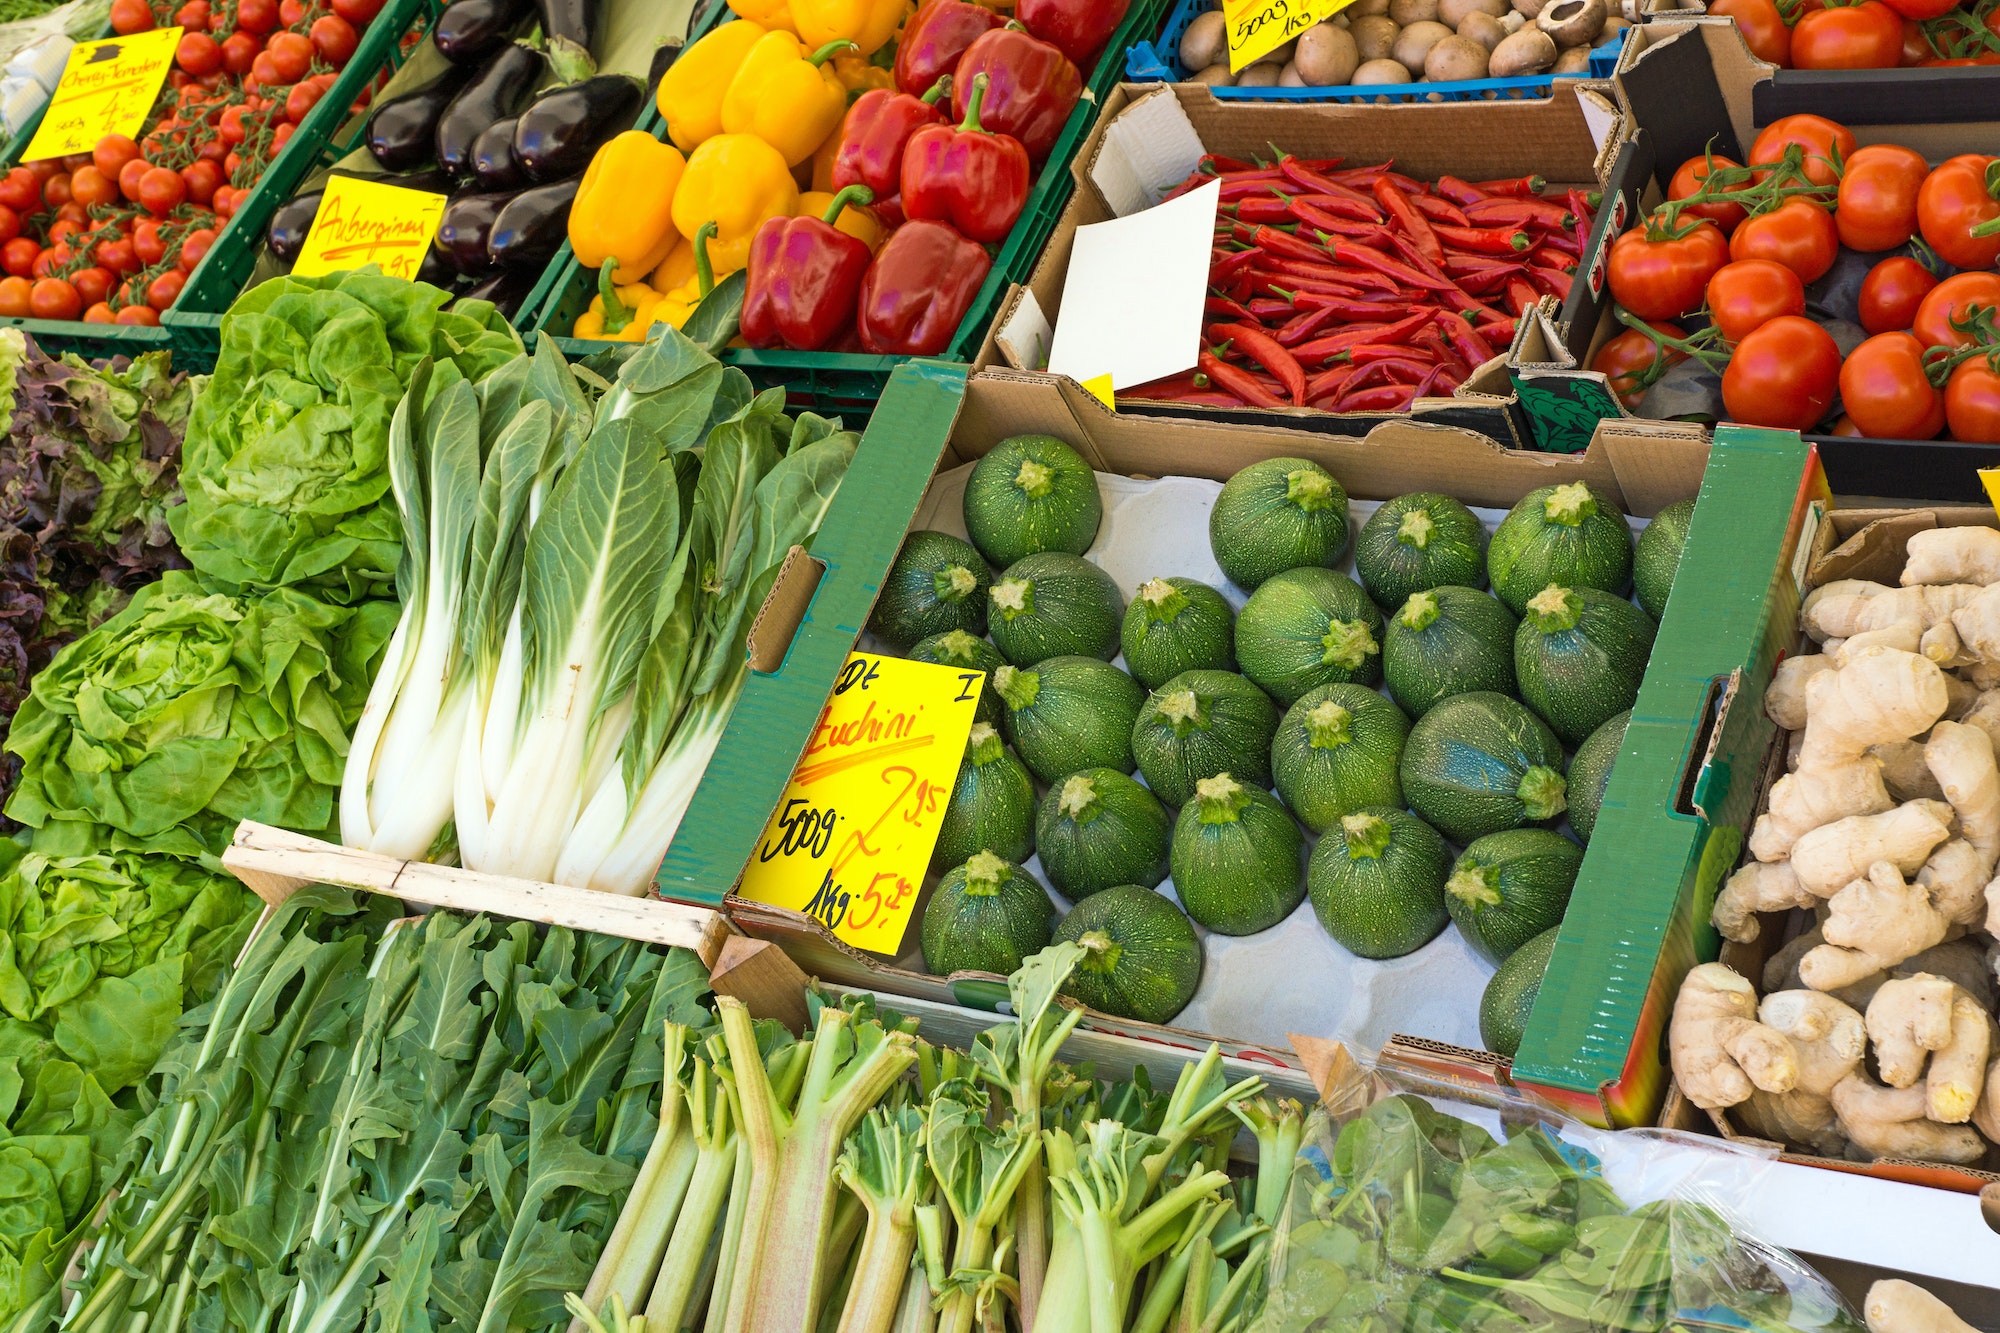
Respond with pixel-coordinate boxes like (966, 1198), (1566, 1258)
(437, 190), (517, 274)
(432, 0), (536, 64)
(487, 176), (579, 268)
(418, 242), (460, 287)
(536, 0), (595, 52)
(461, 266), (538, 315)
(438, 43), (543, 179)
(512, 74), (641, 183)
(268, 191), (321, 264)
(470, 117), (526, 189)
(369, 64), (478, 171)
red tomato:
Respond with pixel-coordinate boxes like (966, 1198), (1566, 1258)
(132, 220), (166, 266)
(137, 165), (186, 216)
(179, 226), (216, 271)
(1607, 221), (1732, 320)
(92, 133), (140, 181)
(95, 235), (137, 274)
(70, 265), (113, 306)
(109, 0), (153, 32)
(168, 67), (192, 90)
(1828, 414), (1866, 436)
(1913, 272), (2000, 348)
(0, 276), (30, 317)
(28, 278), (79, 321)
(1706, 259), (1807, 341)
(1669, 153), (1752, 235)
(285, 79), (324, 123)
(279, 0), (306, 22)
(0, 238), (36, 278)
(217, 104), (250, 145)
(1749, 114), (1858, 188)
(146, 268), (185, 311)
(0, 168), (37, 213)
(40, 172), (71, 208)
(1791, 1), (1904, 67)
(60, 152), (90, 173)
(1858, 255), (1940, 334)
(0, 207), (16, 247)
(23, 160), (58, 183)
(176, 0), (210, 27)
(1947, 360), (2000, 441)
(1728, 198), (1840, 283)
(213, 186), (238, 218)
(223, 149), (242, 176)
(44, 218), (76, 244)
(115, 302), (158, 325)
(1840, 331), (1945, 438)
(1900, 17), (1932, 62)
(1917, 154), (2000, 270)
(273, 120), (294, 148)
(221, 30), (260, 74)
(82, 301), (115, 323)
(117, 156), (151, 202)
(197, 137), (228, 164)
(181, 158), (221, 205)
(1708, 0), (1792, 63)
(1591, 321), (1687, 407)
(309, 13), (358, 65)
(331, 0), (384, 24)
(1836, 143), (1928, 251)
(236, 0), (278, 31)
(177, 31), (222, 76)
(1883, 0), (1956, 18)
(68, 164), (116, 209)
(265, 31), (313, 82)
(53, 201), (84, 227)
(1722, 316), (1841, 430)
(249, 51), (281, 85)
(30, 244), (68, 279)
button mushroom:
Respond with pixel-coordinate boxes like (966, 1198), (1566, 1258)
(1179, 10), (1227, 72)
(1459, 11), (1508, 49)
(1392, 19), (1454, 72)
(1389, 0), (1439, 23)
(1294, 21), (1362, 85)
(1439, 0), (1510, 26)
(1489, 25), (1557, 74)
(1352, 56), (1415, 82)
(1425, 32), (1491, 78)
(1538, 0), (1607, 48)
(1350, 14), (1402, 60)
(1551, 43), (1592, 71)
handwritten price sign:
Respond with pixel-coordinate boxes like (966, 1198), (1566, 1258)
(25, 28), (182, 162)
(292, 176), (449, 280)
(737, 652), (984, 956)
(1222, 0), (1355, 69)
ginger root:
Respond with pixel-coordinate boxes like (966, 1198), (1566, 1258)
(1733, 990), (1865, 1156)
(1927, 986), (1991, 1123)
(1789, 799), (1955, 897)
(1949, 582), (2000, 664)
(1832, 624), (1924, 663)
(1865, 973), (1957, 1088)
(1917, 839), (1989, 927)
(1800, 862), (1951, 992)
(1801, 580), (1890, 642)
(1871, 739), (1944, 802)
(1901, 527), (2000, 588)
(1830, 1070), (1987, 1162)
(1765, 926), (1823, 994)
(1810, 584), (1982, 641)
(1712, 861), (1813, 944)
(1865, 1279), (1982, 1333)
(1670, 963), (1798, 1110)
(1970, 1053), (2000, 1145)
(1767, 654), (1834, 730)
(1926, 721), (2000, 869)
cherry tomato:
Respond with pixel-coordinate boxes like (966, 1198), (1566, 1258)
(30, 244), (67, 279)
(94, 235), (137, 274)
(223, 149), (242, 176)
(136, 165), (186, 216)
(221, 30), (261, 74)
(23, 160), (58, 183)
(1706, 259), (1807, 342)
(1669, 152), (1752, 235)
(1947, 360), (2000, 441)
(28, 278), (79, 321)
(1827, 414), (1866, 436)
(82, 301), (115, 323)
(179, 226), (216, 272)
(60, 152), (90, 173)
(1722, 316), (1842, 430)
(168, 66), (192, 90)
(249, 50), (281, 85)
(1728, 198), (1840, 283)
(308, 13), (359, 67)
(115, 302), (158, 325)
(1708, 0), (1791, 63)
(331, 0), (384, 23)
(1858, 255), (1940, 334)
(0, 276), (30, 317)
(1791, 1), (1904, 68)
(177, 158), (220, 206)
(273, 120), (295, 148)
(47, 221), (79, 249)
(1883, 0), (1956, 19)
(146, 268), (185, 311)
(213, 185), (239, 218)
(279, 0), (306, 22)
(264, 31), (313, 82)
(1835, 144), (1927, 251)
(0, 207), (16, 248)
(70, 265), (113, 307)
(217, 104), (250, 146)
(176, 0), (210, 26)
(285, 79), (324, 123)
(1591, 320), (1687, 407)
(236, 0), (278, 32)
(109, 0), (153, 32)
(0, 239), (35, 279)
(1840, 331), (1945, 438)
(92, 133), (140, 182)
(0, 168), (37, 213)
(1913, 272), (2000, 348)
(1917, 154), (2000, 270)
(117, 156), (151, 202)
(197, 136), (228, 164)
(39, 172), (70, 208)
(1607, 220), (1732, 320)
(68, 164), (116, 209)
(1749, 114), (1857, 188)
(132, 220), (166, 267)
(177, 31), (222, 76)
(1900, 17), (1932, 62)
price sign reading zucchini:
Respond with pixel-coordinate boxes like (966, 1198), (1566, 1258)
(24, 28), (182, 162)
(737, 652), (983, 956)
(1222, 0), (1353, 69)
(292, 175), (448, 280)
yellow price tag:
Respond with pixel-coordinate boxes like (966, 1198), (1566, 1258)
(292, 176), (450, 280)
(1981, 468), (2000, 522)
(1222, 0), (1354, 70)
(738, 652), (984, 956)
(24, 28), (181, 162)
(1081, 373), (1116, 411)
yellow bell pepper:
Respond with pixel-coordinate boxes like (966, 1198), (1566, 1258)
(798, 189), (883, 250)
(656, 20), (766, 152)
(649, 236), (698, 294)
(830, 49), (896, 92)
(573, 266), (666, 341)
(809, 126), (841, 192)
(673, 135), (799, 271)
(569, 132), (685, 276)
(727, 0), (795, 31)
(720, 31), (857, 167)
(794, 0), (907, 59)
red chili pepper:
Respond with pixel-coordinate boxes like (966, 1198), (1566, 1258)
(1323, 238), (1453, 292)
(1505, 276), (1540, 317)
(1202, 154), (1260, 173)
(1380, 172), (1426, 195)
(1262, 255), (1395, 291)
(1274, 302), (1339, 345)
(1295, 191), (1383, 218)
(1227, 196), (1298, 224)
(1289, 294), (1414, 321)
(1530, 266), (1574, 299)
(1305, 363), (1356, 403)
(901, 75), (1031, 243)
(1210, 320), (1307, 406)
(1292, 310), (1434, 361)
(1331, 162), (1393, 186)
(1538, 231), (1581, 257)
(832, 82), (948, 201)
(1199, 350), (1286, 408)
(856, 219), (991, 354)
(743, 185), (877, 352)
(1334, 383), (1416, 412)
(1401, 194), (1468, 227)
(1212, 247), (1258, 281)
(1207, 295), (1257, 320)
(1248, 223), (1333, 264)
(1455, 265), (1522, 297)
(1412, 324), (1470, 379)
(1372, 176), (1443, 264)
(1465, 197), (1576, 230)
(1475, 316), (1519, 345)
(1247, 296), (1297, 318)
(1217, 173), (1292, 200)
(893, 0), (1000, 96)
(1435, 175), (1492, 207)
(1436, 309), (1497, 366)
(1287, 193), (1377, 225)
(1279, 156), (1365, 201)
(951, 27), (1080, 163)
(1346, 357), (1434, 390)
(1472, 174), (1547, 197)
(1430, 222), (1531, 254)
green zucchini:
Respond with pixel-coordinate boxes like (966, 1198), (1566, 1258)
(869, 530), (992, 648)
(1168, 773), (1304, 936)
(1122, 576), (1235, 690)
(1234, 567), (1383, 705)
(1400, 691), (1567, 844)
(1480, 925), (1557, 1058)
(931, 723), (1036, 873)
(962, 434), (1103, 567)
(1353, 493), (1487, 608)
(993, 656), (1144, 785)
(1567, 709), (1628, 845)
(1036, 768), (1172, 901)
(1488, 482), (1635, 614)
(1381, 586), (1518, 718)
(1131, 670), (1279, 808)
(920, 851), (1055, 977)
(1055, 885), (1203, 1025)
(909, 629), (1007, 728)
(1306, 808), (1452, 959)
(1446, 828), (1582, 966)
(1633, 497), (1695, 620)
(987, 552), (1125, 666)
(1513, 584), (1656, 745)
(1208, 456), (1350, 591)
(1270, 684), (1409, 834)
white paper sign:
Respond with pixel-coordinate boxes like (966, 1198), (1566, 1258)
(1048, 179), (1219, 393)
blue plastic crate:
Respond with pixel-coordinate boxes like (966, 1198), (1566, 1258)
(1126, 0), (1626, 102)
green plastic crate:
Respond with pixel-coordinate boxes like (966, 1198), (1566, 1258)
(531, 0), (1175, 413)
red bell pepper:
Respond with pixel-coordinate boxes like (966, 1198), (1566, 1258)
(1016, 0), (1130, 66)
(742, 186), (877, 352)
(832, 80), (949, 202)
(857, 219), (991, 354)
(901, 73), (1030, 243)
(894, 0), (1001, 97)
(951, 26), (1080, 165)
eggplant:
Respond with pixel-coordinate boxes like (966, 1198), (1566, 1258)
(512, 74), (641, 183)
(487, 176), (580, 269)
(418, 242), (459, 288)
(432, 0), (535, 64)
(470, 117), (526, 189)
(269, 191), (322, 265)
(368, 63), (477, 171)
(461, 266), (539, 316)
(535, 0), (595, 54)
(437, 43), (543, 179)
(436, 190), (518, 275)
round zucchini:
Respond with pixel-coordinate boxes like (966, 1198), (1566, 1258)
(1400, 691), (1567, 844)
(1055, 885), (1203, 1025)
(1480, 925), (1557, 1057)
(1633, 497), (1695, 620)
(987, 552), (1125, 666)
(1381, 586), (1518, 718)
(993, 656), (1144, 785)
(1036, 768), (1172, 901)
(1270, 684), (1410, 835)
(1445, 828), (1583, 966)
(1354, 493), (1487, 608)
(1567, 709), (1628, 845)
(931, 723), (1037, 873)
(1208, 456), (1351, 591)
(962, 434), (1103, 568)
(1169, 773), (1304, 936)
(1131, 670), (1279, 808)
(869, 530), (992, 648)
(1513, 584), (1656, 745)
(1122, 576), (1235, 690)
(909, 629), (1007, 728)
(1235, 567), (1383, 705)
(920, 852), (1055, 977)
(1487, 482), (1635, 614)
(1306, 808), (1453, 959)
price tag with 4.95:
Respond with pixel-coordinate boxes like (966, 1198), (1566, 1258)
(1222, 0), (1356, 69)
